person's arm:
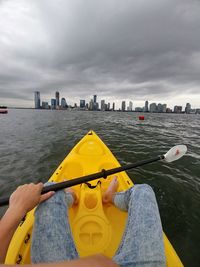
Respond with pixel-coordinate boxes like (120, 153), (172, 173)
(0, 183), (54, 263)
(0, 254), (119, 267)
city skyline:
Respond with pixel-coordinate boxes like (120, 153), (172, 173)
(27, 91), (200, 110)
(1, 1), (200, 108)
(3, 90), (200, 110)
(34, 91), (199, 114)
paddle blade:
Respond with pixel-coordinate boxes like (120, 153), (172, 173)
(164, 145), (187, 162)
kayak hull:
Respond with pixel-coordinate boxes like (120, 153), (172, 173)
(5, 130), (183, 266)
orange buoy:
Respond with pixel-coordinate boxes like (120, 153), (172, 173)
(139, 116), (144, 120)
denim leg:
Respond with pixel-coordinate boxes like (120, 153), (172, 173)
(112, 184), (166, 267)
(31, 190), (79, 263)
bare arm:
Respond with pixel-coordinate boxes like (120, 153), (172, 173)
(0, 206), (24, 263)
(1, 254), (119, 267)
(0, 183), (54, 263)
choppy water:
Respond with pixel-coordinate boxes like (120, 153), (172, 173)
(0, 109), (200, 266)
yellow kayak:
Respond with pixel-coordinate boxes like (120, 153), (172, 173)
(5, 130), (183, 266)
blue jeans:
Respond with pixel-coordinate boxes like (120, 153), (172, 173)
(31, 184), (166, 267)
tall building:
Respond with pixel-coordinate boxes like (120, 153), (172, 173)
(121, 101), (126, 111)
(157, 103), (163, 113)
(174, 106), (182, 113)
(185, 103), (191, 114)
(128, 101), (133, 111)
(51, 99), (56, 109)
(144, 101), (149, 112)
(101, 100), (105, 111)
(80, 100), (86, 108)
(34, 91), (41, 109)
(93, 95), (98, 110)
(61, 98), (67, 109)
(150, 103), (157, 113)
(162, 104), (167, 113)
(89, 99), (94, 110)
(55, 91), (60, 108)
(112, 102), (115, 111)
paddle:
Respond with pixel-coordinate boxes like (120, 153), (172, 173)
(0, 145), (187, 207)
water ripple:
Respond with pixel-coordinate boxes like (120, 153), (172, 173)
(0, 110), (200, 266)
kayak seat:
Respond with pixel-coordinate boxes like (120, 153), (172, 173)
(69, 183), (111, 256)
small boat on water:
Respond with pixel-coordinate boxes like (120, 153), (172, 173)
(5, 131), (183, 266)
(0, 106), (8, 114)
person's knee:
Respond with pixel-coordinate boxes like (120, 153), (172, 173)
(43, 182), (65, 202)
(130, 184), (155, 200)
(136, 183), (154, 192)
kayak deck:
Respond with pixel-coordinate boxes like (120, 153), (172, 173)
(49, 130), (132, 257)
(5, 130), (183, 266)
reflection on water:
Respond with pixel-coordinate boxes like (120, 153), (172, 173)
(0, 110), (200, 266)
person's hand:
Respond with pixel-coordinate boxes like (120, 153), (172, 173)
(8, 183), (54, 219)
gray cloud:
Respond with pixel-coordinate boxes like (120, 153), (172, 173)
(0, 0), (200, 108)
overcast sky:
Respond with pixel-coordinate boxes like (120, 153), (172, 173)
(0, 0), (200, 109)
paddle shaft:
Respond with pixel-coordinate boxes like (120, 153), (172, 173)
(0, 155), (164, 207)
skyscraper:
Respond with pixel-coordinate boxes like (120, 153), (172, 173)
(61, 98), (67, 109)
(80, 100), (86, 108)
(121, 101), (126, 111)
(55, 91), (60, 108)
(157, 103), (163, 113)
(51, 99), (56, 109)
(34, 91), (40, 109)
(144, 101), (149, 112)
(150, 103), (157, 113)
(89, 99), (94, 110)
(162, 104), (167, 113)
(112, 102), (115, 111)
(174, 106), (182, 113)
(101, 100), (105, 111)
(185, 103), (191, 114)
(93, 95), (98, 110)
(128, 101), (133, 111)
